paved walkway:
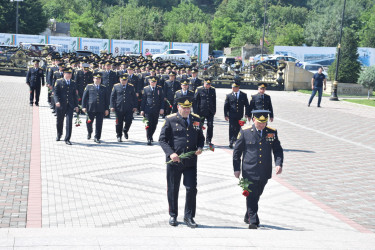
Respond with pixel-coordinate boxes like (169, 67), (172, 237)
(0, 75), (375, 249)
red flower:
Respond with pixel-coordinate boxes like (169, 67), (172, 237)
(202, 126), (206, 130)
(242, 190), (250, 197)
(238, 120), (245, 126)
(87, 119), (92, 124)
(145, 125), (149, 130)
(78, 98), (82, 101)
(169, 105), (172, 108)
(115, 118), (118, 125)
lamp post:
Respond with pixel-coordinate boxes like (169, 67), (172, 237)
(10, 0), (23, 34)
(330, 0), (346, 101)
(260, 0), (267, 60)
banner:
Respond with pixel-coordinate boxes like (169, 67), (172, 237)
(111, 40), (140, 56)
(0, 33), (15, 45)
(172, 42), (199, 57)
(15, 34), (46, 47)
(274, 46), (375, 67)
(48, 36), (77, 53)
(141, 41), (170, 56)
(80, 38), (110, 54)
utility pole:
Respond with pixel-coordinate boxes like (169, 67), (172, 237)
(261, 0), (267, 60)
(120, 15), (122, 40)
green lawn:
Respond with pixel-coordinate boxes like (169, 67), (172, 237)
(342, 99), (375, 107)
(297, 90), (330, 97)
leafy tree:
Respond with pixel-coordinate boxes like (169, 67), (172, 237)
(211, 16), (239, 49)
(268, 5), (308, 28)
(230, 25), (262, 47)
(358, 5), (375, 47)
(271, 23), (305, 46)
(358, 66), (375, 98)
(164, 2), (206, 24)
(328, 28), (361, 83)
(65, 9), (104, 38)
(0, 0), (48, 34)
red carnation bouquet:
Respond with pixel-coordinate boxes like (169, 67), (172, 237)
(238, 117), (247, 126)
(238, 178), (252, 197)
(143, 117), (149, 130)
(166, 143), (215, 164)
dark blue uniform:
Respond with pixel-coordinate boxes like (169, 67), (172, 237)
(54, 79), (78, 142)
(194, 86), (216, 143)
(188, 77), (202, 92)
(159, 112), (205, 220)
(224, 91), (249, 145)
(163, 80), (181, 116)
(141, 85), (165, 142)
(173, 90), (194, 113)
(46, 65), (58, 104)
(233, 124), (283, 226)
(110, 83), (137, 138)
(82, 83), (109, 140)
(26, 67), (45, 105)
(74, 69), (93, 101)
(101, 70), (118, 115)
(248, 94), (274, 119)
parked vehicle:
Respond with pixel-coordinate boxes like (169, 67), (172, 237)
(301, 62), (328, 77)
(152, 49), (190, 61)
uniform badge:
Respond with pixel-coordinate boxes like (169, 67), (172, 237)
(193, 121), (200, 130)
(237, 132), (241, 140)
(266, 133), (275, 142)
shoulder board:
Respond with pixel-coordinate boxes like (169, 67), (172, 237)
(88, 83), (94, 86)
(157, 86), (162, 88)
(211, 86), (215, 89)
(266, 126), (276, 131)
(176, 90), (182, 93)
(191, 113), (200, 118)
(166, 113), (177, 118)
(197, 86), (203, 89)
(243, 126), (251, 130)
(144, 86), (150, 89)
(128, 83), (134, 86)
(57, 78), (63, 80)
(54, 82), (57, 87)
(114, 83), (120, 86)
(189, 90), (194, 93)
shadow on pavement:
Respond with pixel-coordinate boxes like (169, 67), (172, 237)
(284, 149), (315, 153)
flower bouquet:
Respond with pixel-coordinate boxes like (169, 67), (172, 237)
(166, 143), (215, 164)
(143, 117), (149, 130)
(200, 116), (206, 130)
(166, 99), (173, 108)
(238, 178), (252, 197)
(75, 113), (82, 127)
(238, 117), (247, 126)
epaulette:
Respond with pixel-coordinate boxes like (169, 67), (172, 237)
(197, 86), (203, 89)
(114, 83), (120, 86)
(57, 78), (63, 80)
(88, 83), (94, 86)
(144, 86), (150, 89)
(157, 85), (162, 88)
(211, 86), (215, 89)
(166, 113), (177, 118)
(191, 113), (200, 118)
(128, 83), (134, 86)
(243, 126), (251, 130)
(189, 90), (194, 93)
(176, 90), (182, 93)
(266, 126), (276, 131)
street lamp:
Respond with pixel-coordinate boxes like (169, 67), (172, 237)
(10, 0), (23, 34)
(330, 0), (346, 101)
(261, 0), (267, 60)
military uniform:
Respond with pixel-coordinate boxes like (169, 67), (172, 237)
(82, 83), (109, 141)
(159, 98), (205, 227)
(141, 85), (164, 143)
(233, 111), (283, 228)
(110, 81), (137, 140)
(163, 78), (181, 116)
(194, 84), (216, 144)
(248, 85), (274, 119)
(26, 65), (45, 106)
(46, 64), (58, 105)
(224, 88), (249, 146)
(54, 71), (78, 143)
(101, 68), (118, 116)
(127, 73), (141, 112)
(188, 76), (202, 92)
(74, 69), (93, 102)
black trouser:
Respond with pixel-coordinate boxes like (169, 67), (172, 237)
(47, 88), (51, 103)
(229, 117), (241, 143)
(244, 179), (268, 225)
(115, 111), (133, 137)
(145, 112), (159, 140)
(167, 164), (197, 219)
(137, 93), (142, 113)
(201, 113), (214, 142)
(86, 112), (104, 140)
(56, 105), (74, 141)
(29, 86), (41, 105)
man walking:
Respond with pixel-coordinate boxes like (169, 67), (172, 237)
(308, 67), (327, 107)
(26, 59), (45, 106)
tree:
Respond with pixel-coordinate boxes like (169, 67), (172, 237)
(230, 25), (261, 47)
(358, 66), (375, 98)
(328, 28), (361, 83)
(268, 5), (309, 28)
(359, 5), (375, 47)
(65, 9), (104, 38)
(271, 23), (305, 46)
(0, 0), (48, 34)
(211, 16), (239, 49)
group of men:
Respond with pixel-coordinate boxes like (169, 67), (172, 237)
(26, 51), (284, 230)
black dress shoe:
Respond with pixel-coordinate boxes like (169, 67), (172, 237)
(184, 218), (198, 228)
(117, 137), (122, 142)
(65, 140), (72, 145)
(52, 110), (56, 113)
(244, 217), (249, 224)
(35, 103), (39, 106)
(147, 140), (152, 145)
(124, 132), (128, 139)
(229, 143), (233, 149)
(87, 134), (91, 140)
(249, 224), (258, 229)
(56, 136), (61, 141)
(30, 103), (33, 106)
(169, 217), (177, 226)
(94, 138), (100, 143)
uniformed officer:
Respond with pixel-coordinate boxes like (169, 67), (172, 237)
(248, 83), (274, 122)
(46, 57), (59, 107)
(188, 68), (202, 92)
(159, 96), (205, 228)
(54, 67), (79, 145)
(74, 63), (93, 105)
(26, 59), (45, 106)
(224, 81), (249, 148)
(163, 71), (181, 116)
(233, 110), (283, 229)
(127, 66), (142, 113)
(194, 78), (216, 145)
(101, 61), (118, 118)
(173, 80), (194, 113)
(82, 72), (109, 143)
(110, 73), (137, 142)
(141, 77), (165, 145)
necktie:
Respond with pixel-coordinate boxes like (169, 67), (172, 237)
(183, 117), (188, 127)
(258, 130), (262, 137)
(236, 92), (239, 100)
(67, 80), (70, 85)
(97, 85), (99, 90)
(183, 91), (186, 96)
